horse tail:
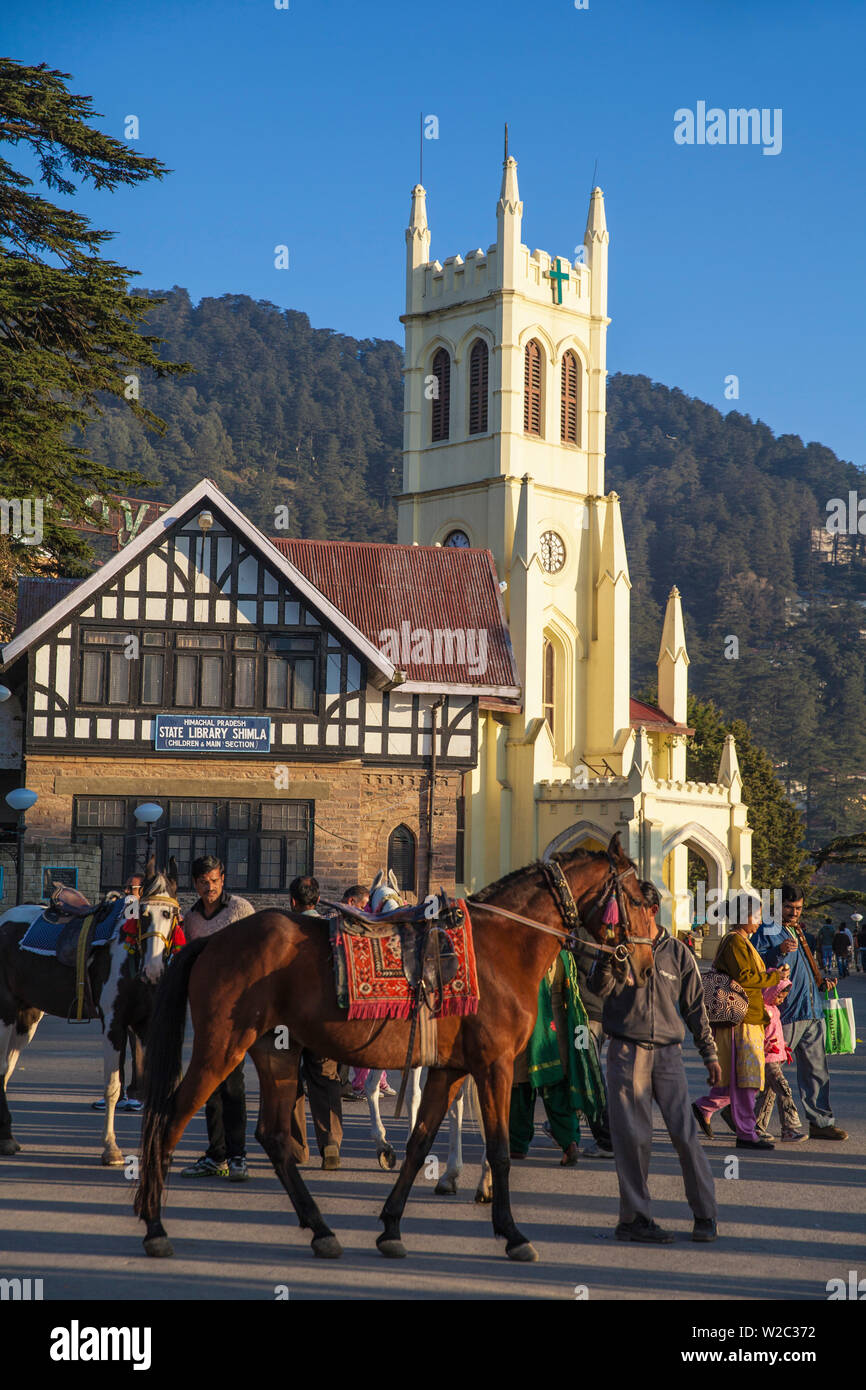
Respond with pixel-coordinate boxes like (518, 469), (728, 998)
(134, 938), (209, 1220)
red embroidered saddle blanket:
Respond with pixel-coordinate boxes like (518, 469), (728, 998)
(339, 901), (479, 1021)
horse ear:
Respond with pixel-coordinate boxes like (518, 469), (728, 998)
(145, 854), (156, 880)
(607, 832), (624, 861)
(388, 869), (399, 891)
(371, 871), (383, 891)
(168, 856), (179, 893)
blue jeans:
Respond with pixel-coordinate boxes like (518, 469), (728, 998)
(821, 947), (834, 971)
(835, 952), (849, 979)
(782, 1018), (834, 1127)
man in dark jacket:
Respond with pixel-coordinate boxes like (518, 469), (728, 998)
(589, 890), (721, 1244)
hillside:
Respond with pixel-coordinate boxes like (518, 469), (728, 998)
(77, 288), (866, 839)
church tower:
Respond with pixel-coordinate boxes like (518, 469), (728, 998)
(398, 151), (631, 883)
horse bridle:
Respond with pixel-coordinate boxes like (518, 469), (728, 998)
(471, 854), (656, 962)
(134, 894), (182, 957)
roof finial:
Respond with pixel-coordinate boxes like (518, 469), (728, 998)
(504, 122), (509, 162)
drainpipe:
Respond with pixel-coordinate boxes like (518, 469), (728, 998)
(425, 698), (445, 897)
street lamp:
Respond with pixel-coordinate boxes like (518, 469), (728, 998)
(6, 787), (38, 905)
(0, 686), (11, 703)
(134, 802), (164, 864)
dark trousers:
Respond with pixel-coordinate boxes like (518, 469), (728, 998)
(290, 1053), (343, 1162)
(205, 1061), (247, 1161)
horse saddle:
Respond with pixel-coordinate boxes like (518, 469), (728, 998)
(397, 921), (459, 998)
(43, 882), (94, 924)
(320, 889), (458, 937)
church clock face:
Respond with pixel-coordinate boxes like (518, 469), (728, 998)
(443, 529), (471, 548)
(540, 530), (565, 573)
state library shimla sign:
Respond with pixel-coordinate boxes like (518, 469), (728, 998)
(154, 714), (272, 753)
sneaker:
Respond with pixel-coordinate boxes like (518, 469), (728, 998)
(781, 1129), (808, 1143)
(342, 1086), (364, 1101)
(692, 1218), (718, 1243)
(180, 1155), (229, 1178)
(736, 1137), (775, 1150)
(615, 1216), (675, 1244)
(321, 1144), (341, 1171)
(119, 1098), (143, 1112)
(90, 1098), (106, 1111)
(379, 1084), (397, 1097)
(809, 1123), (848, 1141)
(228, 1156), (249, 1182)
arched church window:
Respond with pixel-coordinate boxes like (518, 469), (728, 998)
(561, 351), (580, 445)
(431, 348), (450, 442)
(468, 339), (488, 435)
(524, 340), (543, 436)
(542, 638), (555, 743)
(388, 824), (416, 893)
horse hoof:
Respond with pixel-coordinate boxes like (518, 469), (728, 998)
(377, 1237), (407, 1259)
(101, 1150), (124, 1167)
(474, 1189), (493, 1205)
(435, 1176), (457, 1196)
(377, 1146), (396, 1171)
(0, 1138), (21, 1156)
(311, 1235), (343, 1260)
(507, 1241), (539, 1263)
(143, 1236), (174, 1258)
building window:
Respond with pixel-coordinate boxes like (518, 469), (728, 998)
(73, 796), (313, 893)
(265, 636), (317, 711)
(542, 638), (555, 743)
(468, 339), (488, 435)
(80, 631), (130, 705)
(561, 351), (580, 445)
(388, 824), (416, 894)
(524, 340), (543, 436)
(431, 347), (450, 442)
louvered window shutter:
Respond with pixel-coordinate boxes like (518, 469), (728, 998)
(561, 351), (579, 444)
(469, 339), (488, 434)
(524, 341), (543, 436)
(431, 349), (450, 441)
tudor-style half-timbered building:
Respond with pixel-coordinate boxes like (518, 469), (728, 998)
(0, 478), (519, 908)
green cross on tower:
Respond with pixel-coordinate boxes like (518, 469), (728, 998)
(546, 257), (570, 304)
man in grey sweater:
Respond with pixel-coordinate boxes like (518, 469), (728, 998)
(589, 883), (721, 1244)
(180, 856), (254, 1182)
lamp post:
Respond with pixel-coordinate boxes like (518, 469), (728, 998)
(6, 787), (38, 904)
(134, 802), (164, 866)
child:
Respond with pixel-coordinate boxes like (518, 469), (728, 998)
(754, 978), (806, 1142)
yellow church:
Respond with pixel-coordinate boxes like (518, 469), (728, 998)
(397, 151), (754, 938)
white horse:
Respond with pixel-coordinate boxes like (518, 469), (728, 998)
(0, 858), (181, 1165)
(353, 872), (492, 1202)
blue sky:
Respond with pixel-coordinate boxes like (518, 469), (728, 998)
(5, 0), (865, 467)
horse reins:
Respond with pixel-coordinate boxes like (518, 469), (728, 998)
(135, 895), (182, 955)
(470, 855), (655, 962)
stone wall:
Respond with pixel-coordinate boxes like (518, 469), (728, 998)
(0, 840), (102, 907)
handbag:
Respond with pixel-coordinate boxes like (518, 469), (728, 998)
(823, 987), (856, 1055)
(702, 968), (749, 1026)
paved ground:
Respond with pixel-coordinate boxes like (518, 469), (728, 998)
(1, 974), (864, 1300)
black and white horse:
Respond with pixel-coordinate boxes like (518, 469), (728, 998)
(0, 858), (181, 1165)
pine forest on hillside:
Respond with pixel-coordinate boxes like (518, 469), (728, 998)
(74, 288), (866, 851)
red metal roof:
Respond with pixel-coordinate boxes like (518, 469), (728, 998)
(274, 538), (519, 690)
(630, 696), (693, 734)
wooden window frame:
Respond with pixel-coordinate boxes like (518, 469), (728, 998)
(468, 339), (489, 435)
(524, 340), (544, 436)
(561, 351), (580, 445)
(431, 348), (451, 442)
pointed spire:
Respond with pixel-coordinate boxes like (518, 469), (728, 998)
(499, 155), (521, 214)
(408, 183), (428, 235)
(634, 725), (655, 779)
(584, 185), (608, 245)
(597, 492), (631, 589)
(405, 184), (431, 312)
(657, 585), (689, 726)
(717, 733), (742, 802)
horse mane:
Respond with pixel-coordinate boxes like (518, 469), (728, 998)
(470, 845), (608, 903)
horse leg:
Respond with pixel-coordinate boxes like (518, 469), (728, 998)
(251, 1043), (341, 1259)
(100, 1035), (124, 1167)
(0, 1010), (42, 1155)
(475, 1060), (538, 1261)
(377, 1067), (464, 1258)
(434, 1084), (463, 1196)
(364, 1069), (395, 1170)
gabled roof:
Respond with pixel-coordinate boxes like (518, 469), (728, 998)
(630, 696), (694, 736)
(2, 479), (520, 698)
(274, 538), (520, 694)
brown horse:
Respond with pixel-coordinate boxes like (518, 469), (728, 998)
(135, 833), (655, 1262)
